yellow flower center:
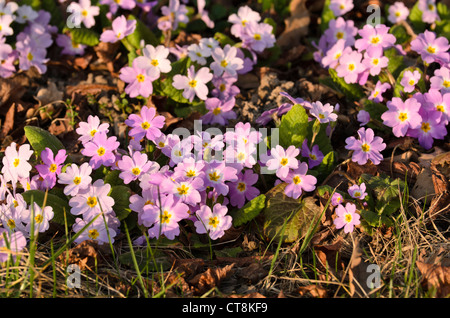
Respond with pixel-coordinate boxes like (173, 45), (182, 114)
(254, 33), (261, 41)
(280, 158), (288, 166)
(87, 196), (97, 208)
(309, 153), (317, 160)
(97, 147), (106, 156)
(141, 121), (150, 130)
(209, 216), (219, 228)
(208, 171), (220, 182)
(421, 122), (431, 132)
(372, 58), (379, 65)
(339, 4), (345, 10)
(186, 170), (196, 178)
(354, 192), (361, 198)
(336, 31), (344, 39)
(219, 83), (226, 92)
(73, 177), (81, 185)
(408, 79), (415, 86)
(436, 105), (444, 112)
(150, 59), (159, 67)
(188, 79), (197, 87)
(237, 152), (246, 161)
(293, 176), (301, 185)
(90, 129), (97, 137)
(132, 167), (141, 176)
(116, 32), (122, 38)
(88, 229), (99, 239)
(373, 91), (379, 98)
(212, 107), (221, 116)
(395, 11), (401, 17)
(348, 63), (355, 71)
(136, 74), (145, 82)
(319, 113), (326, 119)
(427, 46), (436, 54)
(241, 20), (247, 26)
(7, 219), (15, 229)
(35, 214), (43, 224)
(220, 60), (228, 68)
(144, 200), (154, 206)
(443, 80), (450, 88)
(49, 164), (58, 173)
(237, 182), (246, 192)
(13, 200), (18, 208)
(196, 52), (202, 57)
(27, 52), (34, 61)
(344, 213), (352, 223)
(361, 143), (371, 152)
(161, 210), (171, 224)
(81, 10), (88, 17)
(428, 4), (434, 11)
(335, 52), (342, 60)
(177, 184), (189, 196)
(370, 36), (380, 44)
(13, 158), (20, 167)
(158, 141), (165, 147)
(398, 112), (408, 122)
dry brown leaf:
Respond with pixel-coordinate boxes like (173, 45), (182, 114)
(314, 236), (344, 277)
(229, 292), (266, 298)
(59, 240), (100, 271)
(188, 264), (235, 295)
(0, 103), (15, 139)
(298, 285), (328, 298)
(35, 81), (64, 106)
(66, 83), (118, 96)
(347, 237), (375, 298)
(416, 261), (450, 298)
(238, 262), (268, 284)
(276, 0), (310, 49)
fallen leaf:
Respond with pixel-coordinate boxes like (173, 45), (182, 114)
(416, 261), (450, 298)
(229, 292), (266, 298)
(66, 84), (118, 96)
(238, 262), (268, 284)
(276, 0), (310, 49)
(35, 81), (64, 106)
(188, 264), (235, 295)
(298, 284), (328, 298)
(58, 240), (100, 271)
(0, 103), (15, 139)
(347, 237), (376, 297)
(314, 236), (344, 277)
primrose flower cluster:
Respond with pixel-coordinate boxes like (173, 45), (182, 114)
(315, 0), (450, 154)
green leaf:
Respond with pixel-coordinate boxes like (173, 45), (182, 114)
(306, 121), (333, 156)
(262, 183), (321, 243)
(384, 47), (405, 79)
(327, 68), (365, 100)
(230, 194), (266, 227)
(362, 99), (388, 124)
(157, 57), (192, 104)
(24, 126), (65, 157)
(409, 2), (427, 33)
(125, 15), (159, 49)
(437, 2), (450, 19)
(68, 27), (100, 47)
(279, 104), (309, 149)
(104, 169), (124, 187)
(360, 209), (392, 228)
(22, 190), (75, 226)
(214, 32), (236, 47)
(389, 24), (410, 44)
(109, 185), (131, 221)
(315, 151), (336, 182)
(320, 0), (336, 33)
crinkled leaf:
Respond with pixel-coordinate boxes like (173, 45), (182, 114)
(328, 68), (365, 100)
(315, 150), (336, 182)
(22, 190), (75, 226)
(109, 185), (131, 221)
(157, 57), (191, 104)
(125, 15), (158, 49)
(389, 24), (410, 44)
(279, 103), (309, 149)
(263, 183), (321, 243)
(360, 209), (393, 228)
(384, 47), (405, 79)
(24, 126), (65, 157)
(68, 27), (99, 47)
(230, 194), (266, 227)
